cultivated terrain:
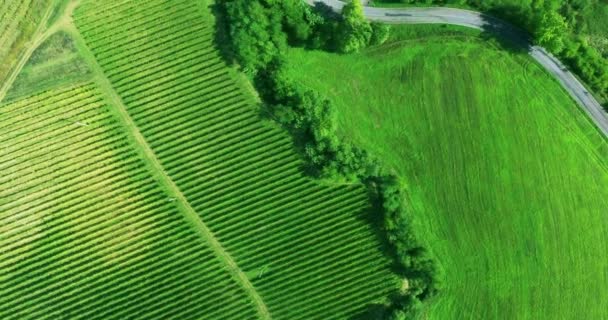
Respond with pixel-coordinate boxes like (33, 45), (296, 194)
(1, 0), (607, 319)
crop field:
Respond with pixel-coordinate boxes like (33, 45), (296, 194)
(286, 26), (608, 319)
(72, 0), (401, 318)
(0, 85), (258, 319)
(0, 0), (402, 319)
(0, 0), (54, 91)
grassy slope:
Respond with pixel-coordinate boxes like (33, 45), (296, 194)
(286, 25), (608, 319)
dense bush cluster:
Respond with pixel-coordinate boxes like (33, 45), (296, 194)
(221, 0), (391, 179)
(379, 0), (608, 104)
(222, 0), (390, 73)
(377, 176), (441, 300)
(220, 0), (438, 317)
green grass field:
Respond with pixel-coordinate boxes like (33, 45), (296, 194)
(0, 0), (54, 89)
(286, 25), (608, 319)
(0, 0), (402, 319)
(4, 31), (91, 102)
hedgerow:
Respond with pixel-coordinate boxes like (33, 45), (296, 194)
(220, 0), (439, 317)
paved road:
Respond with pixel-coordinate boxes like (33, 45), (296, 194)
(305, 0), (608, 137)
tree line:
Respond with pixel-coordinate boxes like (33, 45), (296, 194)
(219, 0), (439, 318)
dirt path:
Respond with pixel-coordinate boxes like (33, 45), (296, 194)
(64, 21), (272, 320)
(0, 0), (83, 104)
(306, 0), (608, 138)
(0, 4), (54, 103)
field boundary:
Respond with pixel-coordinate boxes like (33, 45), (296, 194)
(0, 3), (55, 103)
(65, 21), (272, 320)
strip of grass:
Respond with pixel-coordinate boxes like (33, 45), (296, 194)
(5, 31), (92, 102)
(286, 25), (608, 319)
(0, 0), (55, 81)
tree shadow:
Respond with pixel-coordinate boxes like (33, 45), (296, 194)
(349, 302), (392, 320)
(209, 2), (237, 67)
(357, 180), (407, 276)
(312, 1), (341, 19)
(478, 5), (533, 54)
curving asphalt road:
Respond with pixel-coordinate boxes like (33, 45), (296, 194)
(305, 0), (608, 137)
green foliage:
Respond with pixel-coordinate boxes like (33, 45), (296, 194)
(371, 22), (392, 45)
(337, 0), (373, 53)
(387, 295), (422, 319)
(222, 0), (287, 73)
(221, 1), (436, 316)
(255, 58), (381, 180)
(534, 10), (568, 53)
(377, 176), (442, 300)
(375, 0), (608, 104)
(221, 0), (391, 72)
(564, 37), (608, 93)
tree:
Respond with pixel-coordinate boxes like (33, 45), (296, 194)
(370, 22), (391, 45)
(337, 0), (373, 53)
(535, 10), (569, 53)
(224, 0), (286, 73)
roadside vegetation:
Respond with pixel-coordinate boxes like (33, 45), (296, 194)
(375, 0), (608, 106)
(220, 0), (439, 318)
(286, 24), (608, 319)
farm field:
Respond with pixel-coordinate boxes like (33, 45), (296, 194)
(0, 84), (258, 319)
(72, 0), (401, 318)
(286, 25), (608, 319)
(0, 0), (55, 100)
(0, 0), (402, 319)
(4, 31), (91, 102)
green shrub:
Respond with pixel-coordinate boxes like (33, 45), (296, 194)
(371, 22), (392, 45)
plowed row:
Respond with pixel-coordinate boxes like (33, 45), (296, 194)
(0, 85), (257, 320)
(73, 0), (400, 319)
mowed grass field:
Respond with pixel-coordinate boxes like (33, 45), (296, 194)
(0, 0), (402, 319)
(286, 26), (608, 319)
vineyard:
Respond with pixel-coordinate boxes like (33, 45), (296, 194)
(73, 0), (400, 318)
(0, 85), (257, 319)
(0, 0), (402, 319)
(4, 31), (92, 102)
